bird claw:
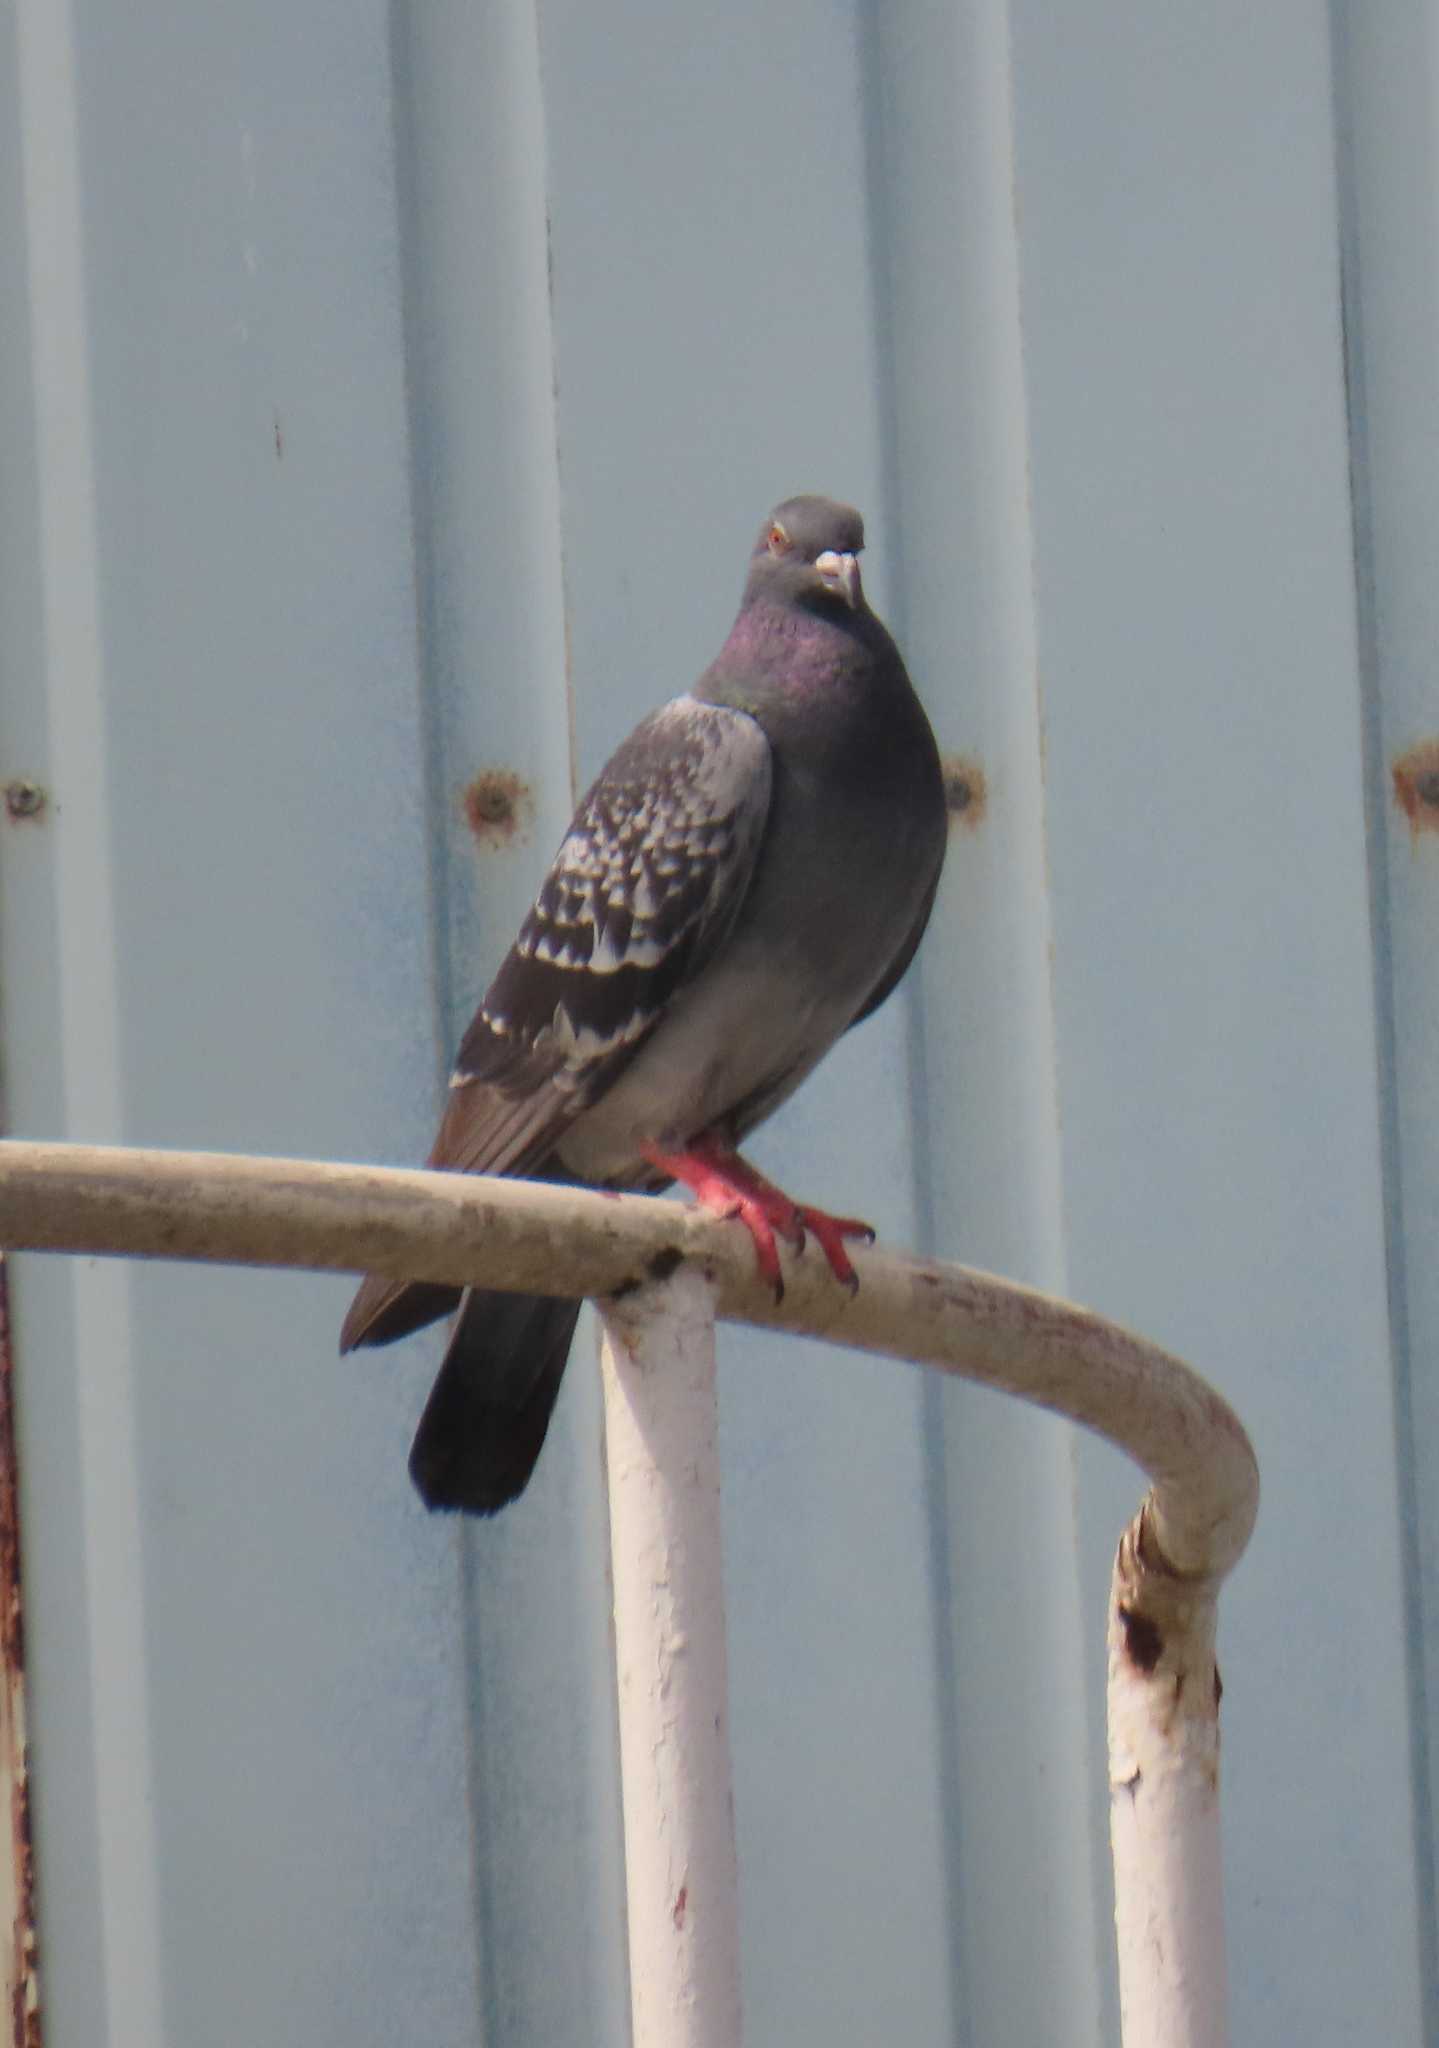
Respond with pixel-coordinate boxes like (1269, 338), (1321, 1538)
(639, 1138), (873, 1297)
(730, 1194), (786, 1300)
(793, 1206), (873, 1290)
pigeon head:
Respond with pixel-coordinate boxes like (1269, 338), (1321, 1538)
(743, 494), (868, 615)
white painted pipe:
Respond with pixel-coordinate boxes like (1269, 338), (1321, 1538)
(0, 1143), (1262, 1585)
(1108, 1510), (1228, 2048)
(599, 1269), (742, 2048)
(0, 1140), (1260, 2046)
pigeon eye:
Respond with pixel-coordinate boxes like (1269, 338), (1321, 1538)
(767, 523), (790, 555)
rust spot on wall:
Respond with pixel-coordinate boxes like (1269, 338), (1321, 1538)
(1118, 1603), (1163, 1674)
(0, 1264), (41, 2047)
(672, 1884), (688, 1931)
(1392, 739), (1439, 835)
(2, 786), (45, 827)
(941, 754), (987, 832)
(463, 770), (533, 850)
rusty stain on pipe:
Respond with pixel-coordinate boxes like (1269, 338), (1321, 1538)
(1118, 1605), (1164, 1675)
(0, 1264), (40, 2048)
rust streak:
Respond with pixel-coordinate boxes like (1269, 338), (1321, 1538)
(0, 1264), (41, 2047)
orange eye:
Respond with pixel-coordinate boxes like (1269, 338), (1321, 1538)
(767, 523), (789, 554)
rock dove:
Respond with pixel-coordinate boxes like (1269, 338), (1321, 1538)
(341, 494), (946, 1513)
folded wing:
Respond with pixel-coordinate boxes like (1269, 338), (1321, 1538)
(340, 698), (773, 1350)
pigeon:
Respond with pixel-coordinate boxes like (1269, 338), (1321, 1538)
(341, 494), (947, 1514)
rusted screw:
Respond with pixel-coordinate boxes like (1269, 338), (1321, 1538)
(1391, 742), (1439, 833)
(3, 780), (45, 822)
(463, 769), (532, 848)
(471, 783), (514, 825)
(940, 753), (987, 832)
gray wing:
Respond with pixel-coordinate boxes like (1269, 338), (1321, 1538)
(341, 698), (772, 1353)
(428, 696), (774, 1178)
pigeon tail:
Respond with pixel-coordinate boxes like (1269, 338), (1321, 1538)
(340, 1274), (461, 1352)
(408, 1289), (583, 1514)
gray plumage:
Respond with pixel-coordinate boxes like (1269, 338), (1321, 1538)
(341, 494), (946, 1513)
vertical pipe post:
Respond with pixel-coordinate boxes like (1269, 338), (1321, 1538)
(598, 1267), (743, 2048)
(1107, 1509), (1228, 2048)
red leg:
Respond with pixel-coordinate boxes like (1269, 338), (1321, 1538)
(640, 1134), (875, 1298)
(640, 1136), (788, 1295)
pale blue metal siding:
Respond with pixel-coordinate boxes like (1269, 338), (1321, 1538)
(0, 1), (1433, 2043)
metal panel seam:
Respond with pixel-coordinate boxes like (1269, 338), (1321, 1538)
(11, 0), (165, 2036)
(1323, 2), (1439, 2029)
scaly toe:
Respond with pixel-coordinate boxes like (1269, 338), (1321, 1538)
(797, 1209), (873, 1290)
(735, 1195), (786, 1300)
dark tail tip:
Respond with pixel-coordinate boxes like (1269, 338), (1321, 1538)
(408, 1292), (582, 1514)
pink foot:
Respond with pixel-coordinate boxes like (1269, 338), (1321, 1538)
(640, 1136), (874, 1299)
(790, 1203), (875, 1290)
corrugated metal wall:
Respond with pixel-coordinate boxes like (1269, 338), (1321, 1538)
(0, 0), (1434, 2041)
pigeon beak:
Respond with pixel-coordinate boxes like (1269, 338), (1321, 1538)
(815, 550), (862, 609)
